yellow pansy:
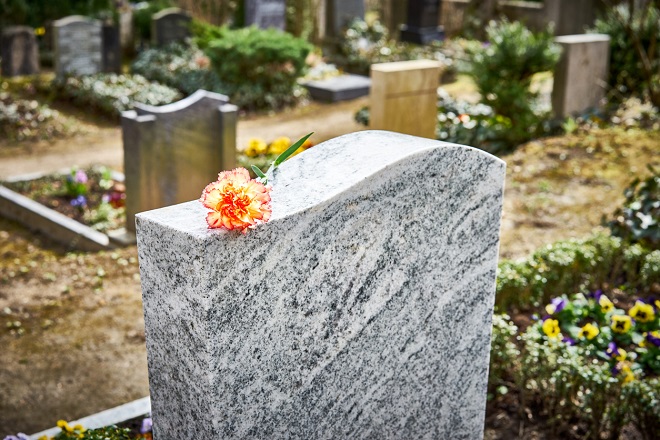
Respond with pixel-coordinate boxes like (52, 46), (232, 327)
(542, 318), (561, 339)
(599, 295), (614, 313)
(577, 322), (599, 340)
(611, 315), (633, 333)
(628, 301), (655, 323)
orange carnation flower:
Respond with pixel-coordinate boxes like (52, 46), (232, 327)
(200, 168), (272, 233)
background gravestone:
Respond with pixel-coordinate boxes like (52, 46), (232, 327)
(400, 0), (445, 44)
(102, 22), (121, 73)
(121, 90), (237, 233)
(1, 26), (40, 77)
(325, 0), (365, 40)
(53, 16), (102, 76)
(245, 0), (286, 30)
(136, 130), (506, 439)
(151, 8), (191, 47)
(370, 59), (442, 138)
(552, 34), (610, 118)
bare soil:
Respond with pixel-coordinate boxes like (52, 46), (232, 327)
(0, 88), (659, 436)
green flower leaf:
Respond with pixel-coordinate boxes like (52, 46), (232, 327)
(251, 165), (267, 181)
(273, 132), (313, 167)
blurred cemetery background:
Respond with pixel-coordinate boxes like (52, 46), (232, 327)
(0, 0), (658, 438)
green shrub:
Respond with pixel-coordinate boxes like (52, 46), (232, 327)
(495, 234), (657, 310)
(464, 20), (560, 148)
(49, 74), (181, 118)
(133, 0), (174, 43)
(131, 43), (225, 95)
(607, 166), (659, 250)
(204, 26), (312, 111)
(592, 4), (660, 106)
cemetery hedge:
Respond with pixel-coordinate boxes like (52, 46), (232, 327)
(131, 43), (224, 96)
(592, 3), (660, 106)
(463, 19), (560, 149)
(203, 25), (313, 111)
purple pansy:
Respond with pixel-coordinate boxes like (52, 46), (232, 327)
(74, 169), (88, 184)
(4, 434), (30, 440)
(562, 336), (576, 346)
(70, 195), (87, 207)
(140, 417), (153, 434)
(546, 297), (567, 314)
(589, 289), (603, 301)
(647, 332), (660, 347)
(606, 342), (618, 358)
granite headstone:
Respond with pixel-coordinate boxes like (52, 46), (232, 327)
(53, 16), (102, 76)
(102, 23), (121, 73)
(121, 90), (237, 232)
(151, 8), (191, 47)
(552, 34), (610, 118)
(136, 130), (506, 439)
(370, 60), (442, 138)
(245, 0), (286, 30)
(400, 0), (445, 44)
(326, 0), (365, 40)
(303, 74), (371, 102)
(1, 26), (40, 77)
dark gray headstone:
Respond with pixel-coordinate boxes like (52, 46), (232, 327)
(1, 26), (40, 77)
(151, 8), (191, 47)
(400, 0), (445, 45)
(53, 16), (102, 76)
(304, 74), (371, 102)
(245, 0), (286, 30)
(326, 0), (365, 39)
(102, 23), (121, 73)
(121, 90), (238, 232)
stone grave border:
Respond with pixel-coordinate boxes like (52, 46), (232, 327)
(30, 396), (151, 439)
(0, 169), (135, 251)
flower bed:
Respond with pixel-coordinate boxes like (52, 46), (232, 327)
(237, 135), (315, 177)
(47, 74), (182, 119)
(3, 167), (125, 233)
(0, 92), (74, 142)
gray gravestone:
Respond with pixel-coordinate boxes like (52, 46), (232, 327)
(121, 90), (238, 233)
(552, 34), (610, 118)
(400, 0), (445, 44)
(151, 8), (191, 47)
(1, 26), (40, 77)
(53, 16), (102, 76)
(136, 130), (506, 439)
(326, 0), (365, 39)
(245, 0), (286, 30)
(102, 23), (121, 73)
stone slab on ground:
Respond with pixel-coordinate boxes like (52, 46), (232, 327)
(0, 185), (111, 252)
(30, 397), (151, 439)
(303, 74), (371, 102)
(136, 130), (506, 439)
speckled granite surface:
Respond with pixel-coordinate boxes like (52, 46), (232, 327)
(136, 130), (506, 439)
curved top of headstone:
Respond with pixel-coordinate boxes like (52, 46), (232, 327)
(136, 130), (505, 239)
(133, 89), (230, 115)
(555, 33), (610, 44)
(53, 15), (101, 27)
(152, 7), (191, 20)
(1, 26), (34, 35)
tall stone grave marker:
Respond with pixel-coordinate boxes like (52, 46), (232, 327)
(53, 16), (102, 76)
(1, 26), (40, 77)
(370, 60), (442, 138)
(552, 34), (610, 118)
(121, 90), (237, 232)
(400, 0), (445, 44)
(245, 0), (286, 30)
(326, 0), (365, 40)
(102, 22), (121, 73)
(151, 8), (191, 47)
(136, 130), (506, 439)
